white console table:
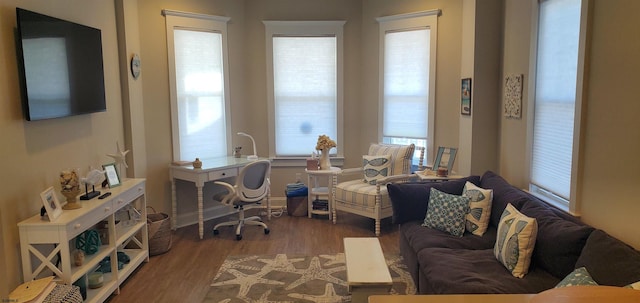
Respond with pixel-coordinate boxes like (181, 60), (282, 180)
(18, 178), (148, 303)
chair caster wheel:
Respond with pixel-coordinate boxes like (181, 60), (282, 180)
(236, 235), (242, 240)
(264, 228), (270, 235)
(213, 230), (219, 235)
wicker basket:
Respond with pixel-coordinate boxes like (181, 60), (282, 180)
(147, 207), (172, 256)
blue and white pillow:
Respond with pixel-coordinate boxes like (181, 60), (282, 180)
(463, 182), (493, 236)
(363, 155), (391, 185)
(494, 203), (538, 278)
(422, 188), (470, 237)
(556, 267), (598, 288)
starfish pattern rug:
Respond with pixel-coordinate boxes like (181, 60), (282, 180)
(203, 253), (416, 302)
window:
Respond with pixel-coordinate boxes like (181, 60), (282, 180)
(377, 11), (439, 166)
(264, 21), (345, 160)
(163, 10), (231, 161)
(529, 0), (588, 213)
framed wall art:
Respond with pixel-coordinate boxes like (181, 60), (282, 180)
(432, 146), (458, 173)
(461, 78), (472, 115)
(504, 74), (523, 119)
(102, 163), (121, 188)
(40, 186), (63, 221)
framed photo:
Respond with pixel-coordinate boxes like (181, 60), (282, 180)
(461, 78), (472, 115)
(102, 163), (121, 188)
(432, 147), (458, 173)
(40, 186), (62, 221)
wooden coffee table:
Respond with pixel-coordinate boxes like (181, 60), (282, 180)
(344, 237), (393, 303)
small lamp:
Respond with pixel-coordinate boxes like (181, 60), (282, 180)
(237, 132), (258, 160)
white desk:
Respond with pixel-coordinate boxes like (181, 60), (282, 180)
(169, 156), (270, 239)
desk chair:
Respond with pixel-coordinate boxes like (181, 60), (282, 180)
(213, 160), (271, 240)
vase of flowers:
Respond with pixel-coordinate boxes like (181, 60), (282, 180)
(315, 135), (336, 170)
(60, 169), (81, 209)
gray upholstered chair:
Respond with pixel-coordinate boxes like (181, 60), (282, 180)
(213, 160), (271, 240)
(332, 143), (424, 236)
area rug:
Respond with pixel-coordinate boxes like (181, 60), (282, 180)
(204, 253), (416, 302)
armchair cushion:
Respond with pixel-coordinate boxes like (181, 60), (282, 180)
(335, 180), (391, 210)
(363, 155), (392, 185)
(368, 143), (415, 175)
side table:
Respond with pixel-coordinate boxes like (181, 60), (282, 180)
(414, 170), (464, 182)
(305, 167), (341, 220)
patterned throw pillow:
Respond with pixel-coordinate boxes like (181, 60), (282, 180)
(363, 155), (392, 185)
(422, 188), (470, 237)
(556, 267), (598, 288)
(494, 203), (538, 278)
(463, 182), (493, 236)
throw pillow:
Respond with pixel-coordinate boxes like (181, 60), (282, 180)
(362, 155), (392, 185)
(494, 203), (538, 278)
(462, 181), (493, 236)
(627, 281), (640, 290)
(555, 267), (598, 288)
(422, 188), (470, 237)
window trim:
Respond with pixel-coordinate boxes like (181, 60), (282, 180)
(377, 10), (440, 166)
(263, 20), (345, 165)
(526, 0), (591, 215)
(163, 9), (232, 161)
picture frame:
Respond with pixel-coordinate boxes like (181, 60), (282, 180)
(102, 163), (121, 188)
(461, 78), (472, 116)
(432, 147), (458, 173)
(40, 186), (63, 221)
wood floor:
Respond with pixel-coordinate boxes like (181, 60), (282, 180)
(106, 210), (401, 303)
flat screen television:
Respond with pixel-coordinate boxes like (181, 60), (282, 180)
(16, 8), (106, 121)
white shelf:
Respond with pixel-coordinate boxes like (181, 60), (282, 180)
(18, 179), (148, 303)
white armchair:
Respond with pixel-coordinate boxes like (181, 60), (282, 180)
(332, 143), (424, 236)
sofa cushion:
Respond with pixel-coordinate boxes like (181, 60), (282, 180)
(362, 154), (391, 185)
(463, 182), (493, 236)
(575, 229), (640, 286)
(368, 143), (414, 175)
(400, 221), (497, 253)
(422, 188), (470, 237)
(555, 267), (598, 288)
(479, 171), (530, 227)
(418, 248), (559, 294)
(519, 201), (594, 279)
(387, 176), (481, 225)
(494, 203), (538, 278)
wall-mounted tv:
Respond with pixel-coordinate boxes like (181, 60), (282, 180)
(16, 8), (106, 121)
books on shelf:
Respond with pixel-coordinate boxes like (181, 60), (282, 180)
(312, 199), (329, 211)
(9, 276), (56, 303)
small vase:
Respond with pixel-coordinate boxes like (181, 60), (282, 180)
(193, 158), (203, 169)
(62, 188), (82, 209)
(319, 149), (331, 170)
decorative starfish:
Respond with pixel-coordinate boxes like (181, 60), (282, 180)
(285, 256), (345, 290)
(210, 268), (284, 298)
(288, 283), (349, 303)
(107, 141), (130, 168)
(319, 253), (345, 267)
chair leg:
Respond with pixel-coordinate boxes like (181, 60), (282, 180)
(213, 207), (270, 240)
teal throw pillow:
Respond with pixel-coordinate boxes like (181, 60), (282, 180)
(556, 267), (598, 288)
(422, 187), (470, 237)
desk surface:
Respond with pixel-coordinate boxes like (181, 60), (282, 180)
(170, 156), (256, 172)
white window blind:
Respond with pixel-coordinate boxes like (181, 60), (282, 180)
(164, 11), (231, 162)
(173, 30), (227, 160)
(531, 0), (581, 200)
(383, 29), (429, 140)
(378, 10), (439, 166)
(272, 36), (337, 156)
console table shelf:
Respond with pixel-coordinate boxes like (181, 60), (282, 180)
(18, 178), (149, 303)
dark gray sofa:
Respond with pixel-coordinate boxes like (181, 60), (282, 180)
(388, 171), (640, 294)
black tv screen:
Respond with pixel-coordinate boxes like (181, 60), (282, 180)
(16, 8), (106, 121)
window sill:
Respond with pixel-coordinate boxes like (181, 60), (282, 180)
(526, 186), (581, 218)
